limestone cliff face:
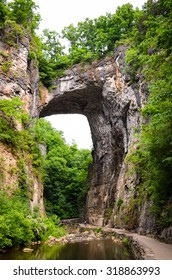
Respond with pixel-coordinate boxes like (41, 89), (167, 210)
(0, 32), (164, 236)
(0, 30), (44, 214)
(39, 45), (147, 227)
(0, 31), (39, 116)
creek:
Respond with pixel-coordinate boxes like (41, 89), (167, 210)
(0, 239), (134, 260)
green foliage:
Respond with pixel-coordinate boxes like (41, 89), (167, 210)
(1, 19), (25, 46)
(40, 216), (66, 241)
(0, 190), (65, 249)
(62, 4), (136, 60)
(123, 237), (129, 246)
(117, 198), (123, 209)
(37, 29), (70, 88)
(0, 97), (26, 122)
(0, 191), (34, 248)
(8, 0), (40, 32)
(35, 119), (92, 219)
(0, 61), (12, 72)
(0, 0), (40, 48)
(36, 3), (137, 87)
(0, 1), (140, 87)
(125, 0), (172, 224)
(96, 227), (103, 233)
(0, 97), (43, 198)
(0, 97), (28, 146)
(0, 0), (8, 27)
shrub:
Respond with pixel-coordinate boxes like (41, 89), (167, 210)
(96, 227), (103, 233)
(0, 191), (65, 249)
(117, 198), (123, 209)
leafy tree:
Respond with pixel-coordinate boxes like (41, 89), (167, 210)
(0, 97), (28, 145)
(35, 119), (92, 219)
(0, 190), (65, 249)
(8, 0), (41, 32)
(41, 29), (64, 61)
(125, 0), (172, 224)
(61, 4), (136, 62)
(62, 24), (79, 50)
(0, 0), (8, 27)
(38, 29), (70, 88)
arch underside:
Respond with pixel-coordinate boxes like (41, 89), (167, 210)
(39, 64), (140, 226)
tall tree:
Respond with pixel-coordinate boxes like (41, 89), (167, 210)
(35, 119), (92, 219)
(8, 0), (41, 32)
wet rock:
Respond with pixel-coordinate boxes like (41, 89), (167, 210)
(23, 248), (33, 253)
(160, 227), (172, 242)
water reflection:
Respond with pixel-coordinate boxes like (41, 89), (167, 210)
(0, 239), (134, 260)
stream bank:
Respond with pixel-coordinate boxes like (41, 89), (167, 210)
(1, 223), (171, 260)
(48, 224), (172, 260)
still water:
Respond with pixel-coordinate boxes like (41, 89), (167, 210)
(0, 239), (134, 260)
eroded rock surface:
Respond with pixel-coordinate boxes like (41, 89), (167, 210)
(0, 31), (44, 214)
(39, 46), (143, 226)
(1, 33), (164, 236)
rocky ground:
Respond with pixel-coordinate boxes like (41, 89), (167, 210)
(46, 224), (172, 260)
(46, 224), (122, 245)
(113, 228), (172, 260)
(23, 224), (172, 260)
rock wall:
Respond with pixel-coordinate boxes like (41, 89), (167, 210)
(39, 45), (147, 227)
(0, 30), (44, 215)
(0, 30), (165, 236)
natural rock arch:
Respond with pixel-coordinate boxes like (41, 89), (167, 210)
(39, 47), (142, 226)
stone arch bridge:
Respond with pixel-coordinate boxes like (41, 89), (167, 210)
(39, 46), (143, 226)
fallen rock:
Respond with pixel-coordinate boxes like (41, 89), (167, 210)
(23, 248), (33, 253)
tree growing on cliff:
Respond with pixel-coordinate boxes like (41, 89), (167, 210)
(38, 29), (70, 88)
(8, 0), (41, 32)
(0, 0), (8, 27)
(125, 0), (172, 225)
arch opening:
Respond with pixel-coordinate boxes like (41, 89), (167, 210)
(39, 77), (128, 226)
(45, 114), (93, 150)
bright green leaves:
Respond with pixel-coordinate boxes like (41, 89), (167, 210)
(35, 119), (92, 219)
(38, 29), (70, 88)
(0, 0), (8, 27)
(0, 0), (41, 37)
(61, 4), (136, 62)
(8, 0), (41, 32)
(126, 0), (172, 223)
(41, 29), (65, 61)
(0, 1), (138, 88)
(0, 97), (27, 124)
(0, 191), (65, 249)
(0, 191), (33, 248)
(0, 97), (28, 145)
(115, 3), (136, 35)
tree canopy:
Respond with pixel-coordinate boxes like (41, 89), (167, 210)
(35, 119), (92, 219)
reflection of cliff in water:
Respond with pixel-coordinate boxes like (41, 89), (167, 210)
(0, 239), (134, 260)
(60, 239), (133, 260)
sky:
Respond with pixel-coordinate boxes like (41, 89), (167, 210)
(34, 0), (146, 149)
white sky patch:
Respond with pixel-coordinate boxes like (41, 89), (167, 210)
(35, 0), (146, 149)
(35, 0), (146, 33)
(45, 114), (93, 150)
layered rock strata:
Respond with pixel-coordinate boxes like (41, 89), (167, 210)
(39, 46), (144, 227)
(0, 31), (161, 235)
(0, 31), (44, 214)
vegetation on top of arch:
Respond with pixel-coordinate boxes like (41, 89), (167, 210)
(1, 0), (172, 224)
(0, 0), (140, 88)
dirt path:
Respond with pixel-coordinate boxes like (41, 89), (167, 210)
(113, 229), (172, 260)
